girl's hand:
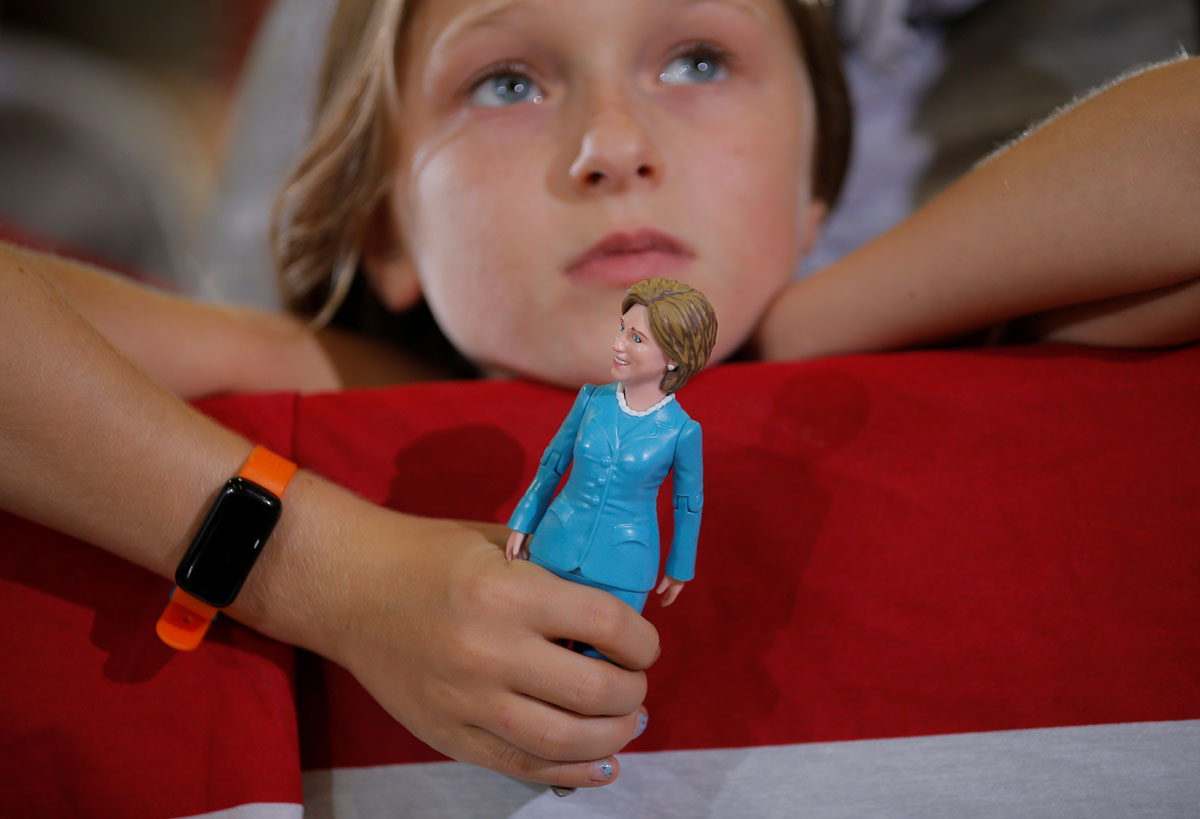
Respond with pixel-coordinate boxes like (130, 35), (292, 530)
(2, 245), (654, 789)
(255, 496), (659, 790)
(505, 529), (531, 561)
(655, 575), (687, 607)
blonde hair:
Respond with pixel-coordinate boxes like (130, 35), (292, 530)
(272, 0), (851, 327)
(270, 0), (407, 325)
(621, 278), (718, 393)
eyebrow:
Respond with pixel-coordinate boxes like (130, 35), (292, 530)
(419, 1), (529, 96)
(433, 0), (527, 49)
(699, 0), (770, 26)
(437, 0), (768, 48)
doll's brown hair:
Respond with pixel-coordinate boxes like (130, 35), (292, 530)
(272, 0), (853, 327)
(622, 278), (718, 393)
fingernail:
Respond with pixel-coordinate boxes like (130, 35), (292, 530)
(634, 711), (649, 739)
(589, 759), (615, 782)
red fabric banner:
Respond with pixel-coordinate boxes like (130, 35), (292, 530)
(2, 346), (1198, 817)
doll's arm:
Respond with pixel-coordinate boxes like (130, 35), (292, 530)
(756, 55), (1200, 359)
(506, 385), (595, 539)
(655, 575), (687, 608)
(505, 530), (531, 561)
(1, 256), (655, 789)
(661, 420), (703, 603)
(4, 241), (434, 397)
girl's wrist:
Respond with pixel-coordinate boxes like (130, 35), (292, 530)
(224, 471), (372, 656)
(222, 472), (452, 668)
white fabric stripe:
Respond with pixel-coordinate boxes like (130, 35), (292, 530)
(302, 720), (1200, 818)
(174, 803), (302, 819)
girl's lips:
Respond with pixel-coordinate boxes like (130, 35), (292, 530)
(566, 229), (693, 286)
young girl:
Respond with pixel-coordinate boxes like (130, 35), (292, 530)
(271, 0), (850, 389)
(2, 0), (1197, 793)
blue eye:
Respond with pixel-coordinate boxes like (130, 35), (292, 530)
(632, 332), (642, 343)
(660, 49), (728, 85)
(469, 70), (544, 107)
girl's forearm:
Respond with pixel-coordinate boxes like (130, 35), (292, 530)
(0, 246), (339, 648)
(3, 248), (221, 553)
(5, 242), (344, 397)
(758, 56), (1200, 359)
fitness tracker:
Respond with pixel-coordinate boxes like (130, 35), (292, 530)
(155, 446), (297, 650)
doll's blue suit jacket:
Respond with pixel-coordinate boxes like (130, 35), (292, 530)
(507, 382), (703, 594)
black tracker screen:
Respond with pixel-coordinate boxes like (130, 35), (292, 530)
(175, 477), (283, 607)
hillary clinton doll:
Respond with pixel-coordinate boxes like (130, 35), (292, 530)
(505, 278), (718, 620)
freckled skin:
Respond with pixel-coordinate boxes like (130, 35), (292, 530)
(386, 0), (822, 386)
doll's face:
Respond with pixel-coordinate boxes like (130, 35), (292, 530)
(611, 304), (672, 389)
(383, 0), (822, 386)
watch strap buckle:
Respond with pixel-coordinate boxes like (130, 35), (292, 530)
(155, 587), (219, 651)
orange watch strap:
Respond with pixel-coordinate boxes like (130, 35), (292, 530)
(238, 445), (298, 498)
(156, 445), (296, 650)
(155, 588), (219, 651)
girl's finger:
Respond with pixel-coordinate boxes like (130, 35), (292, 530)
(523, 566), (661, 671)
(456, 725), (623, 789)
(484, 693), (648, 764)
(508, 629), (647, 716)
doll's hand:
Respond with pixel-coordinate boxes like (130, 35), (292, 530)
(505, 529), (530, 561)
(655, 575), (687, 607)
(272, 501), (658, 790)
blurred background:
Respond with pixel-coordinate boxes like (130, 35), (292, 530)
(0, 0), (270, 285)
(0, 0), (1196, 302)
(805, 0), (1198, 275)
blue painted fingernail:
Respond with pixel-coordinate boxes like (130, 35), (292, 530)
(634, 711), (649, 739)
(590, 759), (615, 782)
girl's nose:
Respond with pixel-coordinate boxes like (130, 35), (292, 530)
(568, 90), (661, 194)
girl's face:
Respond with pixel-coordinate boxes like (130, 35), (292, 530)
(382, 0), (821, 386)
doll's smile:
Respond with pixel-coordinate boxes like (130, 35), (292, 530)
(566, 229), (693, 288)
(610, 304), (671, 386)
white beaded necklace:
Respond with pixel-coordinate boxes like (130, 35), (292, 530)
(616, 384), (675, 417)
